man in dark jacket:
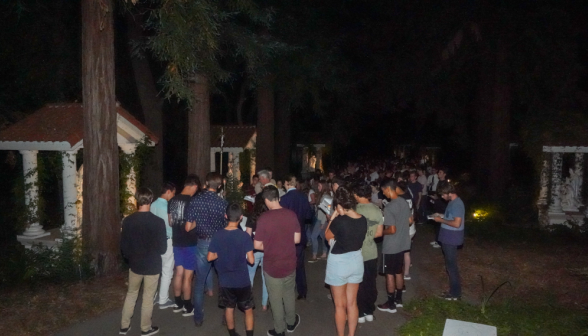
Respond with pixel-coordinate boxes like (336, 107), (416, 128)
(280, 174), (313, 300)
(120, 187), (167, 336)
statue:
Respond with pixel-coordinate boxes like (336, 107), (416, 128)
(569, 168), (583, 205)
(560, 177), (580, 211)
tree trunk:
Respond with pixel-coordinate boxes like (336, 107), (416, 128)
(187, 74), (211, 179)
(126, 13), (164, 190)
(274, 91), (291, 176)
(256, 82), (275, 171)
(81, 0), (120, 276)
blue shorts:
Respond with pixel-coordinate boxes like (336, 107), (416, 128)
(325, 250), (364, 286)
(173, 246), (197, 271)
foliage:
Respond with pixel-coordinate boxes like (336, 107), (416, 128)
(479, 276), (511, 315)
(239, 149), (255, 185)
(225, 171), (245, 212)
(0, 236), (93, 288)
(119, 137), (155, 217)
(400, 297), (588, 336)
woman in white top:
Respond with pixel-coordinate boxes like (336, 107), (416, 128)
(309, 181), (331, 262)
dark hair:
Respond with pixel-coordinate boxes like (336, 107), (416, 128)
(370, 181), (379, 188)
(206, 172), (223, 190)
(185, 174), (201, 187)
(332, 177), (345, 187)
(381, 178), (397, 191)
(438, 167), (448, 174)
(252, 174), (259, 179)
(397, 180), (408, 192)
(334, 186), (357, 210)
(437, 183), (456, 195)
(136, 187), (154, 206)
(160, 182), (176, 195)
(250, 193), (268, 224)
(409, 170), (417, 177)
(226, 202), (243, 222)
(284, 174), (297, 186)
(261, 185), (280, 202)
(353, 182), (372, 199)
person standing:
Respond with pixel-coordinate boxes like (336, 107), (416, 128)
(245, 192), (270, 310)
(208, 203), (255, 336)
(120, 188), (167, 336)
(254, 186), (301, 336)
(433, 183), (465, 300)
(280, 174), (313, 300)
(324, 186), (367, 336)
(377, 180), (411, 313)
(150, 182), (177, 309)
(353, 182), (383, 323)
(168, 175), (200, 316)
(185, 172), (228, 327)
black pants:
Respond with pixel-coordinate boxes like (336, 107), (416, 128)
(357, 259), (378, 316)
(295, 244), (307, 296)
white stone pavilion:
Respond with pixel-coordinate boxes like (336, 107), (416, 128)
(0, 103), (158, 248)
(537, 146), (587, 227)
(209, 125), (256, 181)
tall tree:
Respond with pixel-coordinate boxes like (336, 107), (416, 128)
(256, 80), (275, 171)
(81, 0), (120, 275)
(188, 75), (211, 178)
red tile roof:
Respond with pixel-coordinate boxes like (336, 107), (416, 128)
(210, 125), (256, 148)
(0, 103), (158, 145)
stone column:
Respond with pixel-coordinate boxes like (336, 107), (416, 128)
(210, 150), (216, 172)
(575, 153), (584, 206)
(18, 150), (49, 238)
(548, 152), (564, 213)
(61, 150), (78, 236)
(316, 146), (323, 173)
(120, 144), (137, 215)
(537, 154), (549, 205)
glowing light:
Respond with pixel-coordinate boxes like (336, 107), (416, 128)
(472, 209), (489, 219)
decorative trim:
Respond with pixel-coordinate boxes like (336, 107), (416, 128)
(543, 146), (588, 153)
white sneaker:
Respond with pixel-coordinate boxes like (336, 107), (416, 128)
(159, 299), (176, 309)
(432, 242), (441, 248)
(404, 275), (411, 280)
(327, 293), (332, 300)
(365, 314), (374, 322)
(358, 316), (366, 324)
(430, 241), (437, 245)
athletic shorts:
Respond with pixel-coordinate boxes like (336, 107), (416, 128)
(218, 286), (255, 311)
(325, 250), (364, 286)
(382, 252), (404, 275)
(173, 246), (197, 271)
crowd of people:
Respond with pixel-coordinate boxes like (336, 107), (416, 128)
(118, 160), (465, 336)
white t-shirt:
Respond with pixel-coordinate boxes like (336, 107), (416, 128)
(369, 171), (379, 182)
(308, 189), (315, 203)
(427, 174), (439, 192)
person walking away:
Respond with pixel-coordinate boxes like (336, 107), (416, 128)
(245, 192), (270, 310)
(377, 180), (411, 313)
(309, 181), (330, 262)
(324, 186), (367, 336)
(208, 203), (256, 336)
(280, 174), (313, 300)
(416, 168), (428, 224)
(168, 175), (200, 316)
(397, 181), (416, 281)
(185, 172), (228, 327)
(150, 182), (177, 309)
(433, 183), (465, 300)
(254, 186), (301, 336)
(120, 188), (166, 336)
(353, 182), (383, 323)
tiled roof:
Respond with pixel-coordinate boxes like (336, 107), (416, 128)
(210, 125), (256, 148)
(0, 103), (158, 145)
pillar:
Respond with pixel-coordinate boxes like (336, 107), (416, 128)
(18, 150), (49, 238)
(120, 144), (137, 215)
(575, 153), (584, 206)
(548, 152), (564, 213)
(210, 150), (216, 172)
(537, 154), (549, 205)
(62, 150), (78, 236)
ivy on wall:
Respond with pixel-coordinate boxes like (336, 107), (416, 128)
(119, 137), (155, 217)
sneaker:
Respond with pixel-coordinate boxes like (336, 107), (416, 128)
(119, 327), (131, 335)
(358, 316), (366, 324)
(173, 306), (185, 313)
(438, 292), (460, 301)
(267, 329), (286, 336)
(159, 298), (176, 309)
(141, 326), (159, 336)
(182, 308), (194, 317)
(402, 285), (406, 293)
(327, 293), (332, 300)
(404, 275), (411, 280)
(365, 314), (374, 322)
(395, 298), (403, 307)
(430, 241), (437, 245)
(287, 314), (301, 332)
(432, 242), (441, 248)
(308, 258), (319, 263)
(377, 301), (397, 313)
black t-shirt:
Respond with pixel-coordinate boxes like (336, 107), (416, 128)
(399, 192), (413, 211)
(168, 194), (198, 247)
(378, 190), (391, 202)
(121, 212), (167, 275)
(329, 215), (367, 255)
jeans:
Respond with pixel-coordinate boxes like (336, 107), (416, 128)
(310, 218), (327, 256)
(295, 244), (307, 296)
(248, 251), (269, 306)
(193, 239), (214, 323)
(121, 270), (160, 332)
(357, 259), (378, 316)
(441, 243), (461, 297)
(265, 271), (297, 334)
(158, 239), (174, 304)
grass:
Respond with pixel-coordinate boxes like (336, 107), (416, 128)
(400, 297), (588, 336)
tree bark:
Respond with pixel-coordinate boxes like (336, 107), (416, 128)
(81, 0), (120, 276)
(126, 13), (164, 190)
(256, 82), (275, 171)
(187, 74), (211, 179)
(274, 91), (291, 176)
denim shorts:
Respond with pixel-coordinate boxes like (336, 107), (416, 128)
(325, 250), (364, 286)
(173, 246), (197, 271)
